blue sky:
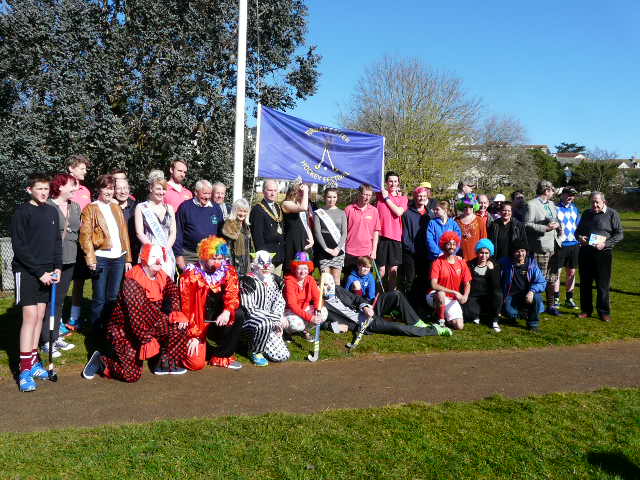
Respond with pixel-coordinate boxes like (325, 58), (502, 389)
(284, 0), (640, 157)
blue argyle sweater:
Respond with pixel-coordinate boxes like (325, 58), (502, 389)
(556, 202), (580, 246)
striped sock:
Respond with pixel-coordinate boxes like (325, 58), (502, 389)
(31, 349), (39, 368)
(20, 352), (31, 372)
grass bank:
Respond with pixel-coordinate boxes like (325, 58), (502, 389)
(1, 388), (639, 479)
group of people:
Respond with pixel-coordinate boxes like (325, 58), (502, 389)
(9, 157), (624, 391)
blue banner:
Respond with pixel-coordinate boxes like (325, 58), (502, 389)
(256, 106), (384, 190)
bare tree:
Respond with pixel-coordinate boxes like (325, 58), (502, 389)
(339, 55), (481, 192)
(471, 115), (536, 191)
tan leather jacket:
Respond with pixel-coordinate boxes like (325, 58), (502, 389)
(79, 202), (133, 265)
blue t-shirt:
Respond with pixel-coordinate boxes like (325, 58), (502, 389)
(345, 270), (376, 301)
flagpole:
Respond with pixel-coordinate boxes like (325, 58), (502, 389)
(254, 104), (262, 180)
(232, 0), (248, 202)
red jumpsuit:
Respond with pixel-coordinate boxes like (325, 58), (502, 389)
(180, 263), (241, 369)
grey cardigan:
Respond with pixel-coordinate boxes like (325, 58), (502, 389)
(525, 197), (561, 253)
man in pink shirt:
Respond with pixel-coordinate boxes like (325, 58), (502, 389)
(67, 154), (91, 210)
(164, 160), (193, 212)
(344, 184), (380, 279)
(375, 171), (408, 291)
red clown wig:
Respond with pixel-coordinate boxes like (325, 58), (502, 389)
(439, 231), (461, 251)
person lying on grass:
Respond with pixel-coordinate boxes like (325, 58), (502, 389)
(82, 244), (190, 381)
(240, 250), (289, 367)
(321, 273), (452, 337)
(427, 231), (471, 331)
(180, 236), (243, 370)
(282, 252), (327, 342)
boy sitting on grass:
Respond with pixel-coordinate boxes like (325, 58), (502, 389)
(344, 256), (376, 302)
(10, 174), (62, 392)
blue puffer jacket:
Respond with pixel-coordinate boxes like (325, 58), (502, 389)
(426, 217), (462, 260)
(499, 256), (547, 297)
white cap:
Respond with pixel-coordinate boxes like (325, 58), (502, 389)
(493, 194), (506, 202)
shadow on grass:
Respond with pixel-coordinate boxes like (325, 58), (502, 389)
(587, 451), (640, 479)
(0, 302), (21, 375)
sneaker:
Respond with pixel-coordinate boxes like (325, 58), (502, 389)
(18, 370), (37, 392)
(527, 324), (540, 332)
(438, 319), (445, 327)
(41, 342), (61, 359)
(546, 307), (561, 316)
(413, 320), (429, 328)
(492, 321), (501, 333)
(82, 351), (104, 379)
(64, 319), (81, 332)
(472, 318), (480, 325)
(58, 323), (73, 337)
(302, 330), (315, 342)
(30, 362), (49, 380)
(54, 338), (75, 351)
(553, 295), (560, 307)
(565, 298), (577, 309)
(251, 353), (269, 367)
(154, 365), (188, 375)
(434, 325), (453, 336)
(226, 360), (243, 370)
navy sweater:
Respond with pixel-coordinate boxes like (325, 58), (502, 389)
(10, 202), (62, 277)
(174, 200), (223, 256)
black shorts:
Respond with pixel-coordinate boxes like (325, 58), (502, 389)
(14, 271), (50, 306)
(376, 237), (402, 268)
(557, 244), (580, 269)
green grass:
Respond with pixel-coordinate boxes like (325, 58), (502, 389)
(2, 214), (639, 380)
(1, 388), (639, 479)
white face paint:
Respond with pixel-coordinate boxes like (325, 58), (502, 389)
(322, 273), (336, 297)
(143, 244), (165, 273)
(251, 250), (275, 281)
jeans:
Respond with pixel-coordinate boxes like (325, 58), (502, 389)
(503, 292), (544, 328)
(90, 255), (125, 326)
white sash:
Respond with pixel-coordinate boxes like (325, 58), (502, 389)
(141, 202), (176, 277)
(315, 208), (341, 247)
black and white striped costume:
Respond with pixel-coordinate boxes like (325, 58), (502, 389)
(240, 273), (290, 362)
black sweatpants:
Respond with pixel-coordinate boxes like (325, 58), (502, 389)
(368, 291), (437, 337)
(462, 290), (503, 323)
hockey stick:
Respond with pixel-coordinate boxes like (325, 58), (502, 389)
(307, 275), (326, 362)
(346, 292), (380, 350)
(372, 261), (385, 294)
(48, 281), (59, 382)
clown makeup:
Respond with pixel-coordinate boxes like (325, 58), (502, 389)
(205, 254), (225, 272)
(140, 244), (165, 275)
(295, 264), (309, 281)
(322, 274), (336, 297)
(251, 250), (275, 281)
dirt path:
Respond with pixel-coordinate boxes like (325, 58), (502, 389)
(1, 340), (639, 433)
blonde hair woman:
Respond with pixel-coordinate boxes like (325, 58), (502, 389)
(134, 170), (177, 277)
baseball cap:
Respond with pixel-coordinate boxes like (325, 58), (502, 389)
(418, 181), (432, 189)
(493, 194), (506, 202)
(562, 186), (578, 196)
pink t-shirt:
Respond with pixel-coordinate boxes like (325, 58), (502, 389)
(165, 181), (193, 212)
(344, 203), (381, 256)
(71, 184), (91, 210)
(376, 192), (408, 241)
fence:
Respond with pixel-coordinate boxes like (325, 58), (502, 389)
(0, 237), (14, 291)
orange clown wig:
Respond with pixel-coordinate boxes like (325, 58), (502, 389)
(197, 235), (230, 260)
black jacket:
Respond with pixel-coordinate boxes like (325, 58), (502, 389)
(249, 199), (285, 266)
(488, 217), (527, 259)
(324, 286), (372, 330)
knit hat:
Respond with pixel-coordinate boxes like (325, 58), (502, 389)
(290, 251), (314, 272)
(475, 238), (495, 256)
(439, 231), (461, 250)
(510, 239), (529, 253)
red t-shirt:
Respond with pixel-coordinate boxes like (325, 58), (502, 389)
(430, 256), (472, 299)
